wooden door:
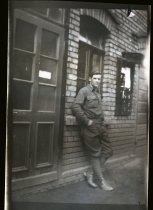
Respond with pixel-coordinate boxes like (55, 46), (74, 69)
(11, 9), (64, 183)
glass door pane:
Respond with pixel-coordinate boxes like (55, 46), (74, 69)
(41, 29), (58, 58)
(13, 81), (32, 110)
(13, 51), (33, 80)
(37, 27), (59, 111)
(13, 19), (36, 110)
(38, 57), (57, 85)
(37, 85), (56, 111)
(15, 19), (36, 52)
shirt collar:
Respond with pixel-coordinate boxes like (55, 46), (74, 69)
(87, 84), (99, 92)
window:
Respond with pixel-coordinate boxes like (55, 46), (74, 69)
(115, 59), (135, 116)
(26, 8), (65, 24)
(77, 42), (104, 93)
(77, 16), (108, 93)
(80, 15), (109, 50)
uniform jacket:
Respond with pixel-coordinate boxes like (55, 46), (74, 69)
(72, 84), (112, 158)
(72, 84), (104, 126)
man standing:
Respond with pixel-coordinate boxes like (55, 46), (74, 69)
(72, 70), (114, 191)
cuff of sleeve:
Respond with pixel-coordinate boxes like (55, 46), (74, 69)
(84, 118), (90, 126)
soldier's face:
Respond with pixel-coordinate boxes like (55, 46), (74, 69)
(89, 74), (101, 88)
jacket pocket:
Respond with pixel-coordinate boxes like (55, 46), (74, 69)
(86, 95), (98, 108)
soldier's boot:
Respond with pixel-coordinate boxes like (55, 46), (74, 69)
(83, 172), (98, 188)
(98, 176), (114, 191)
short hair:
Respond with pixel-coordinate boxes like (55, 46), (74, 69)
(89, 70), (101, 78)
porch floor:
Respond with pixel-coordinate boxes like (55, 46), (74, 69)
(12, 148), (147, 210)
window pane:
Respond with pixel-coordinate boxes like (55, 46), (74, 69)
(80, 15), (108, 50)
(115, 60), (133, 116)
(13, 81), (31, 110)
(12, 124), (30, 168)
(31, 8), (47, 15)
(77, 79), (86, 94)
(13, 51), (33, 80)
(41, 29), (58, 58)
(78, 44), (87, 79)
(49, 9), (64, 23)
(15, 19), (36, 51)
(36, 123), (54, 165)
(37, 85), (55, 111)
(38, 57), (57, 85)
(121, 67), (131, 88)
(120, 68), (132, 115)
(88, 31), (105, 49)
(91, 54), (101, 74)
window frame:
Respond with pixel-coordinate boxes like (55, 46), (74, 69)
(77, 41), (105, 94)
(115, 58), (135, 116)
(23, 8), (65, 26)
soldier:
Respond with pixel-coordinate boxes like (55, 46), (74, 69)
(72, 70), (114, 191)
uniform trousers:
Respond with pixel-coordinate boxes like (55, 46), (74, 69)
(81, 119), (113, 180)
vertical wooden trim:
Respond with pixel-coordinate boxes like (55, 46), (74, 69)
(100, 54), (104, 98)
(85, 48), (90, 85)
(57, 8), (70, 177)
(6, 4), (14, 208)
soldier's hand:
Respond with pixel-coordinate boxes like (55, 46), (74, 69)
(88, 120), (93, 126)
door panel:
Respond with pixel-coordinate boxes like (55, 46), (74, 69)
(12, 9), (64, 181)
(35, 122), (54, 167)
(12, 122), (31, 172)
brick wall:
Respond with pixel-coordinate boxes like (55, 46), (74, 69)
(62, 9), (89, 179)
(62, 8), (148, 182)
(102, 10), (147, 156)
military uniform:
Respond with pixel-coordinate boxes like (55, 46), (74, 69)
(72, 84), (113, 159)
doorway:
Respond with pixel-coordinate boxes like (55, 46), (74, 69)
(11, 9), (64, 187)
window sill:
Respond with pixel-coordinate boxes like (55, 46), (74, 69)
(65, 115), (78, 126)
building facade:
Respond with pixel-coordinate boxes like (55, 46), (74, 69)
(10, 4), (149, 193)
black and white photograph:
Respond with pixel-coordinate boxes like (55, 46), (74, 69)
(6, 1), (150, 210)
